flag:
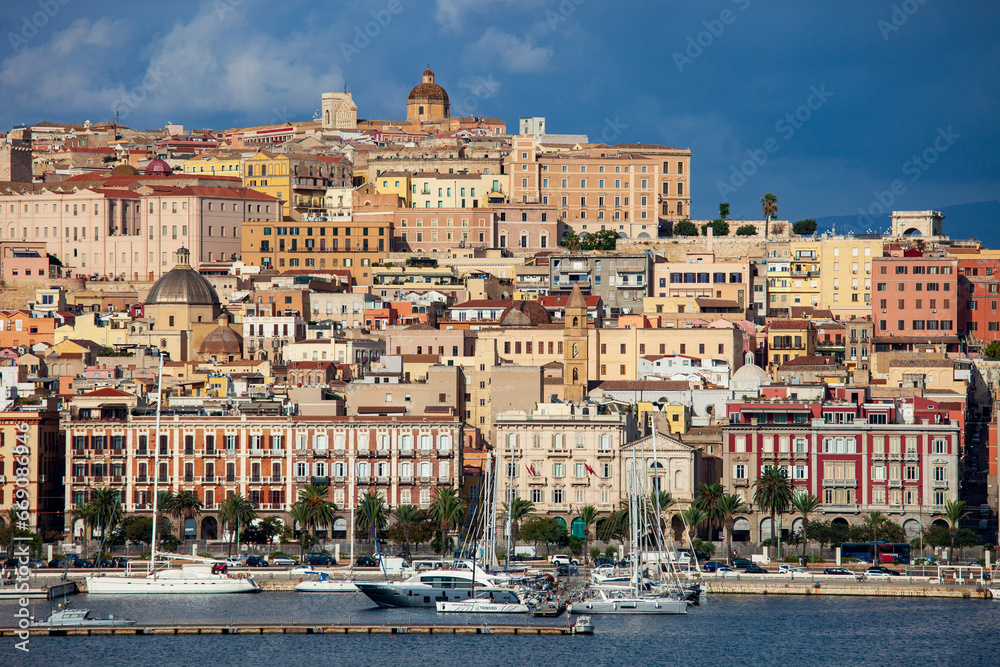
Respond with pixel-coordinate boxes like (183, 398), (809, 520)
(526, 464), (537, 476)
(584, 463), (596, 476)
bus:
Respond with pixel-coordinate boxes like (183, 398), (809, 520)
(840, 542), (911, 565)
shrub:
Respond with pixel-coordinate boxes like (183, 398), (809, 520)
(672, 219), (699, 236)
(792, 219), (818, 235)
(808, 554), (825, 563)
(736, 224), (757, 236)
(783, 555), (799, 563)
(590, 547), (602, 561)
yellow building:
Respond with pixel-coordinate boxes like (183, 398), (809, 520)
(54, 312), (131, 347)
(812, 237), (881, 319)
(766, 319), (817, 369)
(182, 152), (242, 177)
(766, 258), (820, 316)
(374, 170), (412, 207)
(409, 172), (507, 209)
(243, 151), (352, 220)
(638, 402), (690, 435)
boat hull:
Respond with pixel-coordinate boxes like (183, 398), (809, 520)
(436, 601), (529, 613)
(989, 587), (1000, 599)
(356, 583), (483, 608)
(568, 598), (687, 615)
(86, 575), (259, 594)
(294, 580), (359, 593)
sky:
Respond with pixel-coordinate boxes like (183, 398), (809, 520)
(1, 0), (998, 227)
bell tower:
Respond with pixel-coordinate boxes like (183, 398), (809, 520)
(562, 285), (589, 402)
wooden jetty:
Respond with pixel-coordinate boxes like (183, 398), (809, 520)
(0, 623), (583, 637)
(0, 582), (77, 601)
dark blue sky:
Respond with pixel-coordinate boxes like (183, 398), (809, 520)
(1, 0), (997, 224)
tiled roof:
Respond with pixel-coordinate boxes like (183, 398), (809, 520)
(768, 319), (813, 330)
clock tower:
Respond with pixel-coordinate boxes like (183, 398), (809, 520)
(562, 285), (588, 402)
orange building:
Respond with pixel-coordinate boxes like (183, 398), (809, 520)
(0, 310), (56, 348)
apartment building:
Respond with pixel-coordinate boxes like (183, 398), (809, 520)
(957, 255), (1000, 343)
(0, 407), (63, 535)
(652, 251), (750, 307)
(872, 252), (959, 347)
(548, 253), (651, 315)
(242, 151), (352, 220)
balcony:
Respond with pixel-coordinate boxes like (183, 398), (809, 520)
(314, 450), (330, 458)
(358, 476), (370, 484)
(932, 480), (949, 490)
(822, 479), (858, 488)
(436, 448), (453, 458)
(905, 452), (919, 461)
(571, 476), (590, 486)
(596, 449), (614, 459)
(734, 478), (749, 487)
(399, 476), (414, 485)
(547, 449), (571, 457)
(399, 449), (415, 458)
(204, 475), (215, 483)
(375, 449), (391, 458)
(249, 449), (266, 458)
(249, 476), (262, 484)
(204, 450), (219, 457)
(419, 476), (432, 484)
(871, 452), (886, 460)
(888, 480), (903, 488)
(110, 450), (126, 458)
(334, 448), (346, 457)
(376, 476), (390, 485)
(136, 476), (147, 483)
(136, 450), (149, 457)
(436, 476), (451, 485)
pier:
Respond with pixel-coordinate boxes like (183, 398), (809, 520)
(0, 623), (582, 637)
(704, 580), (990, 599)
(0, 582), (78, 601)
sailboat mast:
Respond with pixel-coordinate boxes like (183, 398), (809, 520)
(150, 353), (164, 570)
(349, 460), (355, 571)
(504, 438), (516, 567)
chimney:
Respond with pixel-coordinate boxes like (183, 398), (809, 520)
(707, 226), (714, 254)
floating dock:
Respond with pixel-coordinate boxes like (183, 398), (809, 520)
(0, 582), (78, 601)
(0, 623), (583, 637)
(704, 580), (989, 599)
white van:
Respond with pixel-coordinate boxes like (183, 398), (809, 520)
(377, 556), (413, 575)
(751, 554), (772, 565)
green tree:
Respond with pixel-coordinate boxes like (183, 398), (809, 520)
(736, 224), (757, 236)
(355, 490), (389, 545)
(171, 490), (203, 545)
(121, 514), (154, 547)
(790, 493), (821, 561)
(89, 488), (123, 567)
(562, 231), (582, 251)
(501, 498), (535, 560)
(792, 219), (817, 235)
(577, 505), (599, 562)
(287, 502), (313, 557)
(944, 500), (971, 563)
(520, 517), (568, 555)
(71, 503), (98, 545)
(983, 341), (1000, 360)
(429, 487), (466, 557)
(298, 483), (337, 550)
(680, 506), (708, 554)
(219, 494), (256, 556)
(672, 219), (699, 236)
(761, 193), (779, 222)
(391, 504), (423, 558)
(718, 493), (746, 564)
(156, 490), (177, 545)
(752, 466), (794, 556)
(863, 511), (886, 564)
(579, 228), (619, 251)
(719, 203), (730, 220)
(695, 483), (725, 542)
(701, 219), (730, 237)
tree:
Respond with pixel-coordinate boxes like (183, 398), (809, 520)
(790, 493), (821, 561)
(121, 514), (154, 547)
(390, 505), (424, 558)
(944, 500), (971, 563)
(244, 516), (283, 552)
(519, 517), (568, 555)
(355, 491), (389, 545)
(719, 203), (730, 220)
(680, 506), (708, 555)
(718, 494), (746, 565)
(71, 503), (98, 546)
(649, 491), (675, 537)
(577, 505), (599, 562)
(701, 219), (730, 237)
(219, 494), (256, 556)
(752, 466), (794, 556)
(429, 487), (466, 557)
(171, 490), (203, 545)
(89, 488), (123, 565)
(792, 219), (817, 236)
(761, 193), (778, 222)
(672, 219), (699, 237)
(286, 502), (313, 557)
(695, 484), (725, 542)
(298, 483), (337, 550)
(983, 341), (1000, 360)
(736, 224), (757, 236)
(863, 511), (886, 564)
(562, 231), (582, 251)
(156, 490), (177, 545)
(579, 228), (620, 251)
(501, 498), (535, 561)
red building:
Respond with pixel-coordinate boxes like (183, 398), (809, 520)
(872, 250), (959, 352)
(957, 256), (1000, 343)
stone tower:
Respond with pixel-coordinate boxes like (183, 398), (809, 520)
(321, 90), (358, 130)
(0, 126), (32, 183)
(406, 69), (450, 123)
(562, 285), (589, 402)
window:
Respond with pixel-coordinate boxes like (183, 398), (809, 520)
(553, 463), (565, 478)
(734, 464), (747, 479)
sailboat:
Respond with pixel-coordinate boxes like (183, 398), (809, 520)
(86, 354), (259, 594)
(568, 431), (687, 615)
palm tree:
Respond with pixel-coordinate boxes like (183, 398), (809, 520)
(501, 498), (534, 560)
(71, 503), (98, 548)
(429, 487), (466, 557)
(680, 505), (708, 560)
(790, 493), (821, 562)
(944, 500), (970, 563)
(219, 494), (256, 556)
(392, 504), (422, 558)
(649, 491), (675, 536)
(761, 193), (778, 222)
(89, 487), (123, 567)
(695, 483), (725, 544)
(171, 490), (203, 545)
(577, 505), (599, 562)
(298, 483), (337, 550)
(156, 490), (177, 547)
(287, 501), (312, 558)
(355, 491), (389, 546)
(753, 465), (794, 556)
(718, 494), (746, 565)
(864, 511), (886, 565)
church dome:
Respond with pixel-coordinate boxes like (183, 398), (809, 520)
(408, 69), (450, 104)
(146, 248), (220, 306)
(144, 158), (172, 176)
(732, 362), (771, 391)
(499, 300), (550, 326)
(110, 163), (140, 177)
(200, 319), (243, 356)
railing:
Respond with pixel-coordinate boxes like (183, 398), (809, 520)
(437, 476), (451, 484)
(314, 450), (330, 458)
(572, 476), (590, 486)
(436, 448), (453, 457)
(399, 476), (413, 484)
(547, 449), (571, 457)
(822, 479), (858, 488)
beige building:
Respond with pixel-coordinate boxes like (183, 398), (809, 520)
(0, 406), (63, 535)
(652, 251), (750, 307)
(495, 403), (638, 537)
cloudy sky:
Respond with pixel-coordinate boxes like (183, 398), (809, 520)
(1, 0), (997, 222)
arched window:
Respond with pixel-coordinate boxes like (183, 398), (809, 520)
(507, 433), (517, 451)
(572, 368), (579, 382)
(572, 316), (579, 327)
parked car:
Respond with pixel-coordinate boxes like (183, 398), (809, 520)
(823, 567), (854, 576)
(225, 557), (244, 567)
(733, 557), (752, 569)
(271, 556), (298, 567)
(92, 558), (113, 568)
(864, 566), (901, 580)
(555, 564), (571, 577)
(676, 548), (710, 562)
(304, 553), (334, 567)
(550, 554), (580, 566)
(72, 559), (93, 568)
(245, 556), (269, 567)
(744, 563), (768, 574)
(702, 561), (729, 572)
(290, 565), (318, 575)
(48, 558), (72, 569)
(778, 565), (806, 574)
(28, 559), (47, 569)
(356, 556), (378, 567)
(592, 557), (615, 568)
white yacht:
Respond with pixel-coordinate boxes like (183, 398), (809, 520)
(356, 562), (501, 608)
(87, 561), (259, 594)
(294, 572), (358, 593)
(568, 589), (688, 615)
(436, 588), (529, 613)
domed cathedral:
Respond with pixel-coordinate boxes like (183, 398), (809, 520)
(198, 311), (243, 363)
(562, 285), (589, 402)
(137, 248), (225, 361)
(407, 69), (450, 124)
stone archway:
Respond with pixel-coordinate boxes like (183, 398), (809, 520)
(831, 517), (850, 528)
(732, 517), (750, 542)
(931, 518), (948, 529)
(201, 516), (218, 540)
(903, 518), (921, 540)
(670, 515), (684, 542)
(760, 517), (774, 542)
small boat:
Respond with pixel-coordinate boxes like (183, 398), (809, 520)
(568, 589), (687, 615)
(571, 615), (595, 635)
(532, 599), (566, 617)
(29, 604), (136, 628)
(294, 572), (358, 593)
(436, 588), (529, 613)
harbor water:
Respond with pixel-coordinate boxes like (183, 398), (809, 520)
(4, 592), (998, 666)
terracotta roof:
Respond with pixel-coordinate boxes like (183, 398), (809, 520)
(593, 380), (691, 392)
(888, 358), (954, 368)
(779, 356), (842, 367)
(80, 388), (133, 398)
(450, 300), (512, 309)
(538, 294), (601, 308)
(768, 319), (813, 330)
(695, 297), (741, 309)
(164, 186), (277, 200)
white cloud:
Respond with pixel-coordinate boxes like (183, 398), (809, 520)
(434, 0), (549, 30)
(464, 27), (552, 73)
